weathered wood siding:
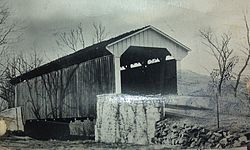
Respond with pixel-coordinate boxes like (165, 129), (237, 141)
(16, 55), (115, 121)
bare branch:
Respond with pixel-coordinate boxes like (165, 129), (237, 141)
(92, 22), (108, 44)
(0, 2), (25, 109)
(233, 14), (250, 97)
(55, 23), (85, 52)
(200, 28), (236, 96)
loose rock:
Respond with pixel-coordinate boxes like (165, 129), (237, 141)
(152, 118), (250, 149)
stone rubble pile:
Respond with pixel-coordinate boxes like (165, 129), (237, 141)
(152, 119), (250, 149)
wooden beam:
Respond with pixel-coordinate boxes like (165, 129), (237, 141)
(114, 57), (121, 94)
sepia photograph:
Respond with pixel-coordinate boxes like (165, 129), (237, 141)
(0, 0), (250, 149)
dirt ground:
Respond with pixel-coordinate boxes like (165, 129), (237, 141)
(0, 136), (248, 150)
(0, 136), (179, 150)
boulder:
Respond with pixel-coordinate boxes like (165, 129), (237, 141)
(238, 136), (248, 144)
(0, 119), (7, 136)
(219, 138), (228, 147)
(233, 140), (241, 147)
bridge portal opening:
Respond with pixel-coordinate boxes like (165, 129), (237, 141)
(120, 46), (177, 95)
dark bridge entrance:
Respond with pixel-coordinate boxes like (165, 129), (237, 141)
(120, 46), (177, 95)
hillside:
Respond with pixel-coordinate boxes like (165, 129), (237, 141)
(178, 70), (210, 96)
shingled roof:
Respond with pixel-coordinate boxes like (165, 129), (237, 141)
(10, 26), (150, 85)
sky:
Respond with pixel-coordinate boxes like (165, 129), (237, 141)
(7, 0), (250, 75)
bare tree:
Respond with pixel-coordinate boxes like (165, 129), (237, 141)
(200, 29), (238, 128)
(233, 14), (250, 97)
(3, 50), (43, 118)
(3, 46), (78, 119)
(40, 65), (79, 118)
(0, 1), (23, 109)
(92, 22), (108, 43)
(41, 72), (60, 118)
(0, 3), (22, 46)
(0, 2), (23, 65)
(18, 51), (44, 119)
(58, 65), (78, 118)
(55, 23), (85, 52)
(0, 1), (22, 67)
(0, 55), (19, 108)
(200, 29), (238, 96)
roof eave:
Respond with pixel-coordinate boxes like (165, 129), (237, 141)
(149, 25), (191, 52)
(106, 25), (191, 52)
(106, 26), (151, 49)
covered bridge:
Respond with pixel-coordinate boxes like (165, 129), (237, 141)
(11, 25), (190, 121)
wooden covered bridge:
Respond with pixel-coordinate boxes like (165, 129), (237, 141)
(10, 25), (190, 121)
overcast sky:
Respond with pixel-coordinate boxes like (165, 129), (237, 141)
(8, 0), (250, 75)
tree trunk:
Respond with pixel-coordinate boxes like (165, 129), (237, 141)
(233, 87), (237, 97)
(234, 55), (250, 97)
(216, 93), (220, 128)
(59, 70), (64, 118)
(218, 82), (222, 96)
